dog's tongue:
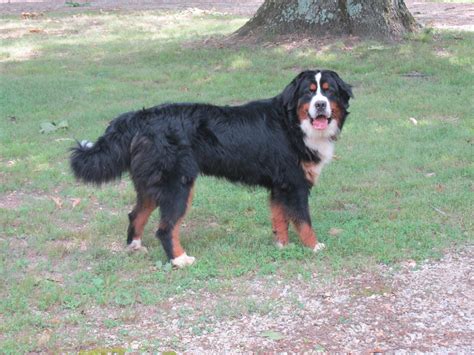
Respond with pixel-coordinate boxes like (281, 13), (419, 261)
(312, 116), (328, 130)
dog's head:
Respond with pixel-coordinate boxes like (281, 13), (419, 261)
(281, 70), (353, 138)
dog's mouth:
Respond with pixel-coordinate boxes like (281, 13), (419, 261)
(311, 115), (330, 130)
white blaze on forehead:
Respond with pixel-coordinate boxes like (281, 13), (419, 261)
(315, 72), (323, 95)
(308, 72), (332, 119)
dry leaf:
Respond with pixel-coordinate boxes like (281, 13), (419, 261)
(37, 330), (51, 347)
(71, 198), (81, 208)
(329, 227), (343, 236)
(51, 196), (63, 209)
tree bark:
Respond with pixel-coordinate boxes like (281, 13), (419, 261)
(236, 0), (419, 39)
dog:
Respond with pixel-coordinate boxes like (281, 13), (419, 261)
(70, 70), (353, 268)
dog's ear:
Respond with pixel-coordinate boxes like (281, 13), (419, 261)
(329, 71), (353, 109)
(280, 71), (308, 111)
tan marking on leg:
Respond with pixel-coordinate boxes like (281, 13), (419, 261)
(132, 199), (156, 241)
(294, 222), (317, 249)
(270, 202), (289, 247)
(171, 184), (195, 259)
(128, 199), (155, 253)
(171, 220), (185, 258)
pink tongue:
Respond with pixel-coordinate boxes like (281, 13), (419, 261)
(313, 118), (328, 130)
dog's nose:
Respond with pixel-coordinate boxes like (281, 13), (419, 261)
(314, 100), (327, 111)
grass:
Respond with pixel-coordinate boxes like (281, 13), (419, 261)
(1, 8), (473, 353)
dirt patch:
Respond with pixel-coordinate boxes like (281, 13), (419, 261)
(407, 0), (474, 31)
(53, 246), (474, 352)
(2, 1), (474, 32)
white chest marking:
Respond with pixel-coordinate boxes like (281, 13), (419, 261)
(301, 119), (337, 163)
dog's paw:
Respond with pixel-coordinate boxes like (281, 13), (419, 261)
(313, 243), (326, 253)
(127, 239), (148, 254)
(171, 253), (196, 268)
(275, 241), (287, 249)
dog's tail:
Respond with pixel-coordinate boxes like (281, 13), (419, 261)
(70, 111), (140, 185)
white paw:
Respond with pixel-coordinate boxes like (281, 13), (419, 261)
(127, 239), (148, 253)
(275, 241), (286, 249)
(171, 252), (196, 268)
(313, 243), (326, 253)
(80, 140), (94, 149)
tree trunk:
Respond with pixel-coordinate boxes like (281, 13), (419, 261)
(236, 0), (419, 39)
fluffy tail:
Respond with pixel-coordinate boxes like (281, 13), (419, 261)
(70, 112), (138, 185)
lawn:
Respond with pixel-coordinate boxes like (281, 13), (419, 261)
(0, 9), (473, 352)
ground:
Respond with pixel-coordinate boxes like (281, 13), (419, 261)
(61, 247), (474, 352)
(0, 0), (473, 352)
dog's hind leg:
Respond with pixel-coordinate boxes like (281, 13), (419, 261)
(156, 182), (195, 268)
(127, 195), (156, 252)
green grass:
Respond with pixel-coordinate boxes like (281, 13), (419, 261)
(1, 9), (473, 352)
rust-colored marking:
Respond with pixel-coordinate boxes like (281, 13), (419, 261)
(270, 202), (289, 246)
(330, 101), (343, 125)
(310, 83), (317, 92)
(132, 199), (156, 241)
(171, 220), (185, 258)
(171, 184), (195, 258)
(301, 161), (319, 185)
(297, 102), (310, 121)
(322, 82), (330, 91)
(294, 222), (317, 249)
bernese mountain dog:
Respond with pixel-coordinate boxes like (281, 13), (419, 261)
(70, 70), (353, 268)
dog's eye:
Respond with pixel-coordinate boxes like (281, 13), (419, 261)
(309, 83), (317, 92)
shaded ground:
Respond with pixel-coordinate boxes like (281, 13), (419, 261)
(1, 0), (474, 31)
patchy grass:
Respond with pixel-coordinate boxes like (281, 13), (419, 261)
(0, 9), (473, 352)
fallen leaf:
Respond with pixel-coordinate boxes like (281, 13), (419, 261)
(329, 227), (343, 236)
(56, 120), (69, 129)
(71, 198), (81, 208)
(402, 259), (417, 268)
(40, 120), (69, 134)
(261, 330), (284, 341)
(425, 172), (436, 177)
(51, 196), (63, 209)
(40, 122), (58, 134)
(29, 28), (43, 33)
(37, 330), (51, 347)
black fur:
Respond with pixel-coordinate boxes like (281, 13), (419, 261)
(70, 70), (352, 261)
